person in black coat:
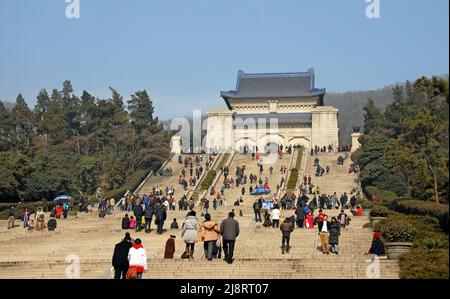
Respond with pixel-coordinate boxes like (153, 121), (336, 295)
(112, 234), (133, 279)
(298, 194), (309, 207)
(170, 218), (179, 229)
(328, 217), (341, 254)
(155, 203), (167, 234)
(367, 232), (386, 256)
(121, 214), (130, 229)
(144, 204), (155, 233)
(47, 217), (57, 231)
(295, 205), (305, 228)
(133, 204), (144, 232)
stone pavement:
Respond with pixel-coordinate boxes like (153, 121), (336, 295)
(0, 152), (399, 279)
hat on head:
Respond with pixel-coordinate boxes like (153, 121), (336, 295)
(373, 232), (380, 239)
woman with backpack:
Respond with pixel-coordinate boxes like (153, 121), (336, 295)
(329, 217), (341, 255)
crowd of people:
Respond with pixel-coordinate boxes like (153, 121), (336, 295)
(112, 210), (241, 279)
(6, 203), (70, 232)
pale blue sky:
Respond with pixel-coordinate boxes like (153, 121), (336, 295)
(0, 0), (448, 119)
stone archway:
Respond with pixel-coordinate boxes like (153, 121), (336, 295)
(235, 137), (257, 153)
(258, 134), (286, 153)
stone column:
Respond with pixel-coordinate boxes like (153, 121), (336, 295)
(351, 132), (362, 152)
(311, 106), (339, 148)
(170, 135), (182, 154)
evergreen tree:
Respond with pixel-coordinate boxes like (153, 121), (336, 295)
(109, 87), (128, 126)
(0, 101), (12, 150)
(128, 90), (159, 133)
(34, 89), (50, 133)
(11, 94), (33, 147)
(80, 90), (97, 134)
(41, 89), (71, 143)
(362, 98), (384, 135)
(384, 85), (406, 137)
(61, 80), (81, 135)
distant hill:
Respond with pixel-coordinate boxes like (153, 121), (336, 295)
(326, 74), (448, 144)
(0, 101), (14, 112)
(325, 85), (395, 144)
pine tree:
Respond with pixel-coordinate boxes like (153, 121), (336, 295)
(384, 85), (406, 137)
(41, 89), (71, 143)
(61, 80), (81, 135)
(127, 90), (158, 133)
(0, 101), (12, 150)
(109, 87), (128, 126)
(80, 90), (97, 134)
(34, 89), (50, 133)
(11, 94), (33, 147)
(362, 98), (384, 135)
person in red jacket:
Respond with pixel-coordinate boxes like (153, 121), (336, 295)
(356, 206), (363, 216)
(55, 205), (63, 219)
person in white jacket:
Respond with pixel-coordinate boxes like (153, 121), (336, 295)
(127, 238), (148, 279)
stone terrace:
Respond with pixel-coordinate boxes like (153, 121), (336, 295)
(0, 152), (399, 279)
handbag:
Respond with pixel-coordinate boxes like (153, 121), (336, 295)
(126, 267), (138, 279)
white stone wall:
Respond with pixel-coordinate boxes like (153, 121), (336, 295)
(311, 106), (339, 148)
(205, 109), (234, 152)
(170, 135), (182, 154)
(228, 97), (319, 114)
(205, 100), (339, 152)
(351, 133), (362, 152)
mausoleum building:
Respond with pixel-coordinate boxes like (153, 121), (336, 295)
(204, 68), (339, 152)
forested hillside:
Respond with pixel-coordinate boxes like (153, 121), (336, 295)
(0, 81), (171, 203)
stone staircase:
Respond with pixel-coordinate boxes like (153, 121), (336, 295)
(303, 151), (359, 196)
(210, 153), (291, 206)
(0, 152), (399, 279)
(134, 153), (213, 198)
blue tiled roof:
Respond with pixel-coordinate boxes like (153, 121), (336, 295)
(221, 68), (326, 99)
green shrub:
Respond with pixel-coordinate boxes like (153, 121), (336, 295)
(423, 239), (448, 251)
(294, 149), (303, 169)
(360, 201), (374, 209)
(215, 153), (230, 170)
(392, 200), (449, 231)
(200, 170), (217, 191)
(380, 219), (417, 243)
(370, 205), (389, 217)
(365, 186), (398, 204)
(286, 168), (299, 190)
(105, 169), (149, 199)
(399, 248), (449, 279)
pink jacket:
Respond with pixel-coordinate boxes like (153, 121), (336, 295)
(304, 215), (314, 229)
(129, 218), (136, 229)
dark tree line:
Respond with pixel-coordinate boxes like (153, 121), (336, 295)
(0, 81), (171, 202)
(352, 76), (449, 203)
